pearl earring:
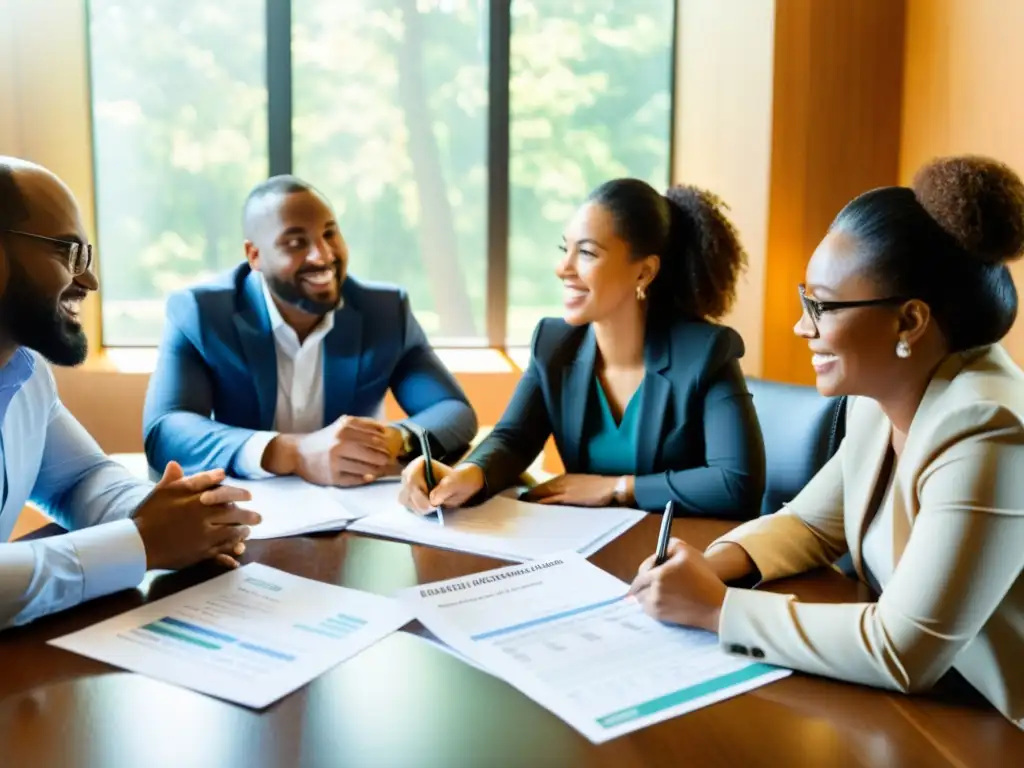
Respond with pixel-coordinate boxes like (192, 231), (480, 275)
(896, 336), (912, 359)
(636, 285), (647, 301)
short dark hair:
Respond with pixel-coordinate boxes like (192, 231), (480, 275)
(0, 165), (30, 229)
(586, 178), (747, 321)
(242, 174), (318, 235)
(831, 156), (1024, 352)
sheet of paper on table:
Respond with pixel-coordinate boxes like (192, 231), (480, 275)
(49, 563), (412, 709)
(399, 552), (790, 743)
(228, 476), (645, 562)
(224, 477), (403, 539)
(346, 492), (645, 562)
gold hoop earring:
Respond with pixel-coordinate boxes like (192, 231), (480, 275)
(896, 335), (912, 359)
(636, 285), (647, 301)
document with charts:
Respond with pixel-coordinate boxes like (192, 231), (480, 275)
(347, 493), (645, 562)
(49, 563), (411, 709)
(400, 553), (789, 743)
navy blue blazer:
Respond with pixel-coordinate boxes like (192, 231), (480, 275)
(464, 317), (765, 519)
(143, 264), (477, 476)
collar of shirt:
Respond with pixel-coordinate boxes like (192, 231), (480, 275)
(258, 273), (338, 355)
(0, 347), (37, 426)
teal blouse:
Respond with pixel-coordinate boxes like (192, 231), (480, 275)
(582, 378), (643, 476)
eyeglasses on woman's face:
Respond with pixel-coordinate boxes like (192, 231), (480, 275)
(797, 283), (907, 336)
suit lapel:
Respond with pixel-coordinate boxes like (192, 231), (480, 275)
(889, 349), (979, 564)
(233, 272), (278, 429)
(560, 327), (597, 471)
(322, 303), (362, 424)
(635, 325), (671, 475)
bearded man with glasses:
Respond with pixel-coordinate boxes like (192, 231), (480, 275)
(0, 157), (261, 630)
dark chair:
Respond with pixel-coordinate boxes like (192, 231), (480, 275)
(746, 377), (847, 517)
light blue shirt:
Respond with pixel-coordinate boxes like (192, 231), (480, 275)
(0, 348), (151, 629)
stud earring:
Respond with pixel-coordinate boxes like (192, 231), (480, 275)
(896, 335), (912, 359)
(636, 285), (647, 301)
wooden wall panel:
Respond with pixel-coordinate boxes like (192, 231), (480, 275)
(900, 0), (1024, 363)
(673, 0), (776, 377)
(762, 0), (907, 385)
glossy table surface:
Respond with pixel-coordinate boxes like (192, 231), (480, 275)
(2, 517), (1021, 768)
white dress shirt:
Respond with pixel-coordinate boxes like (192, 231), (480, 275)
(234, 276), (338, 478)
(0, 348), (151, 629)
(861, 467), (896, 589)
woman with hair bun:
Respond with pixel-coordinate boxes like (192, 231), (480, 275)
(399, 178), (765, 519)
(631, 155), (1024, 730)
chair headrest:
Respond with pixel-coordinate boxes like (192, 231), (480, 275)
(746, 377), (847, 515)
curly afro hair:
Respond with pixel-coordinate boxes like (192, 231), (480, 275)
(912, 155), (1024, 265)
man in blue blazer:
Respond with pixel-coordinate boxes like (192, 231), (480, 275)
(143, 175), (477, 486)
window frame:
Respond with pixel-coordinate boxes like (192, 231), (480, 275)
(86, 0), (678, 352)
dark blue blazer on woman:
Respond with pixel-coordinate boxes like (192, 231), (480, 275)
(463, 317), (765, 519)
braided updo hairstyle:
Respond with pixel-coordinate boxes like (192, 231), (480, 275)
(830, 155), (1024, 352)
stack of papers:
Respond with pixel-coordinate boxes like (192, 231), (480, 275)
(227, 476), (645, 562)
(400, 553), (789, 743)
(49, 563), (412, 708)
(225, 477), (364, 539)
(347, 494), (644, 561)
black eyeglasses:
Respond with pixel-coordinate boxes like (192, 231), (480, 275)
(0, 228), (94, 276)
(798, 284), (907, 335)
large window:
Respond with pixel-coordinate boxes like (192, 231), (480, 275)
(89, 0), (268, 345)
(88, 0), (673, 348)
(293, 0), (488, 344)
(507, 1), (674, 344)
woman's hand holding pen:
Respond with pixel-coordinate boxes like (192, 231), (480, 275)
(628, 538), (728, 633)
(399, 458), (485, 514)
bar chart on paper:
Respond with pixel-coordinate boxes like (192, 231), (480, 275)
(50, 564), (411, 708)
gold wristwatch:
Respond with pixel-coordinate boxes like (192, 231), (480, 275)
(397, 425), (416, 461)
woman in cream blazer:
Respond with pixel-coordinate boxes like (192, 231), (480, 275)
(629, 155), (1024, 731)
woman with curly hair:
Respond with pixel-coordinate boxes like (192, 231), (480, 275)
(399, 178), (765, 519)
(631, 155), (1024, 730)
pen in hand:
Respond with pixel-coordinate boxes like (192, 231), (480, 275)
(653, 501), (675, 566)
(625, 501), (676, 600)
(406, 424), (443, 522)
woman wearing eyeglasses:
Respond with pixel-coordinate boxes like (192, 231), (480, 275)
(630, 155), (1024, 731)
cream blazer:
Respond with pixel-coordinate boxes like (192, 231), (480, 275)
(710, 345), (1024, 730)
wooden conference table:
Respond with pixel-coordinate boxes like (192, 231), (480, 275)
(1, 516), (1022, 768)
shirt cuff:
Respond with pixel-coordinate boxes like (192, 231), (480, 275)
(66, 519), (148, 601)
(234, 431), (279, 479)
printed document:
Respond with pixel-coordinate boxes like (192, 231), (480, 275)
(400, 553), (789, 742)
(226, 476), (361, 539)
(348, 494), (645, 561)
(224, 476), (643, 561)
(49, 563), (411, 708)
(227, 477), (410, 539)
